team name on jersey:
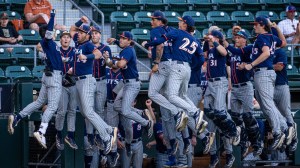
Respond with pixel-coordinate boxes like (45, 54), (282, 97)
(106, 79), (122, 85)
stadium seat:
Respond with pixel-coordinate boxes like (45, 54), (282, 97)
(193, 29), (202, 39)
(211, 0), (237, 12)
(32, 65), (45, 79)
(115, 0), (140, 14)
(131, 28), (150, 41)
(0, 0), (8, 11)
(236, 0), (261, 12)
(139, 0), (166, 12)
(255, 11), (280, 22)
(231, 11), (255, 30)
(11, 47), (35, 69)
(5, 65), (33, 83)
(0, 47), (12, 67)
(0, 11), (21, 20)
(206, 11), (233, 30)
(287, 64), (300, 81)
(110, 11), (137, 38)
(131, 28), (150, 58)
(183, 11), (208, 30)
(187, 0), (212, 14)
(280, 11), (299, 19)
(164, 0), (189, 15)
(284, 0), (300, 9)
(164, 11), (181, 27)
(7, 0), (27, 16)
(0, 67), (8, 83)
(18, 29), (41, 45)
(95, 0), (117, 23)
(134, 11), (152, 30)
(260, 0), (285, 13)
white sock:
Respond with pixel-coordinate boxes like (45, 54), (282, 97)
(38, 122), (48, 135)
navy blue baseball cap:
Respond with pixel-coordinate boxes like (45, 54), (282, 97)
(91, 25), (101, 33)
(250, 16), (269, 26)
(286, 5), (296, 12)
(77, 25), (91, 34)
(119, 31), (133, 40)
(149, 10), (165, 20)
(178, 15), (195, 27)
(211, 30), (223, 39)
(236, 30), (248, 39)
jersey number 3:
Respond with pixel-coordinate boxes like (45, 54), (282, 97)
(179, 38), (198, 54)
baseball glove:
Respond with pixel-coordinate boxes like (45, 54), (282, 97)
(62, 73), (76, 87)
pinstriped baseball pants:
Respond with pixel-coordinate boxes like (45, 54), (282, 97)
(55, 85), (77, 132)
(149, 61), (178, 116)
(114, 81), (149, 144)
(167, 61), (198, 115)
(274, 84), (294, 125)
(120, 140), (143, 168)
(76, 75), (112, 142)
(254, 70), (287, 134)
(86, 79), (107, 134)
(19, 71), (62, 123)
(231, 81), (254, 114)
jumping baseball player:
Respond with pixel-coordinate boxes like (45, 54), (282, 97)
(8, 9), (63, 149)
(144, 10), (185, 155)
(85, 25), (112, 149)
(238, 16), (288, 150)
(55, 30), (78, 150)
(144, 15), (204, 135)
(223, 30), (263, 157)
(273, 43), (298, 151)
(105, 31), (154, 156)
(69, 16), (117, 155)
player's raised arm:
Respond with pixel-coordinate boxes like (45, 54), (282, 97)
(70, 16), (89, 38)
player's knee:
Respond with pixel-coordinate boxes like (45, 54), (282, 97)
(204, 108), (214, 120)
(214, 110), (227, 120)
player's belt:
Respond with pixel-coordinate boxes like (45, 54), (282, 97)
(188, 84), (201, 88)
(208, 77), (221, 82)
(95, 76), (106, 81)
(75, 75), (93, 81)
(232, 82), (248, 88)
(107, 99), (114, 103)
(131, 137), (142, 143)
(254, 67), (273, 72)
(123, 78), (139, 83)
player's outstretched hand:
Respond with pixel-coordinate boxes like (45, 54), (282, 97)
(107, 38), (116, 44)
(81, 16), (89, 23)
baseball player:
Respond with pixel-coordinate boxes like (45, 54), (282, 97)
(118, 99), (154, 168)
(105, 56), (123, 167)
(223, 30), (263, 157)
(84, 25), (112, 148)
(8, 10), (63, 149)
(55, 30), (78, 150)
(273, 45), (298, 151)
(69, 16), (117, 155)
(105, 31), (154, 156)
(144, 10), (185, 155)
(238, 16), (288, 150)
(144, 15), (204, 135)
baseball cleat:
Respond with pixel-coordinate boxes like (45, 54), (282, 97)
(286, 126), (294, 145)
(33, 131), (47, 149)
(209, 154), (219, 168)
(272, 132), (285, 150)
(195, 110), (204, 131)
(110, 152), (120, 167)
(56, 135), (64, 150)
(170, 140), (179, 155)
(199, 120), (208, 134)
(65, 136), (78, 150)
(175, 111), (188, 132)
(224, 154), (235, 168)
(203, 132), (215, 155)
(94, 135), (104, 150)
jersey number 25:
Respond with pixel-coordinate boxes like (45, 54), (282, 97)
(179, 38), (198, 54)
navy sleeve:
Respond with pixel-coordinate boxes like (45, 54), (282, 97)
(120, 48), (132, 62)
(87, 42), (96, 54)
(227, 45), (253, 55)
(73, 33), (78, 43)
(275, 49), (287, 65)
(273, 35), (283, 47)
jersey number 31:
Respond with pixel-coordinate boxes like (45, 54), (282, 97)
(179, 38), (198, 54)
